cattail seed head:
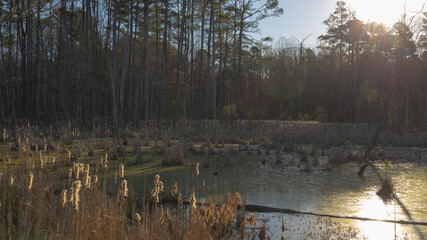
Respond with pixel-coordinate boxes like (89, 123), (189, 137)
(68, 187), (74, 203)
(196, 163), (200, 175)
(151, 188), (157, 200)
(68, 168), (73, 179)
(93, 175), (98, 184)
(121, 180), (128, 197)
(10, 175), (14, 186)
(151, 174), (163, 203)
(190, 192), (197, 209)
(159, 181), (164, 192)
(119, 163), (124, 178)
(72, 180), (82, 210)
(135, 213), (141, 222)
(86, 176), (91, 188)
(154, 174), (160, 185)
(61, 189), (67, 207)
(27, 172), (33, 190)
(74, 163), (80, 179)
(83, 172), (90, 188)
(40, 156), (45, 168)
(104, 156), (108, 170)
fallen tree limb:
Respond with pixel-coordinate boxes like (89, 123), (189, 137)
(241, 204), (427, 226)
(163, 199), (427, 227)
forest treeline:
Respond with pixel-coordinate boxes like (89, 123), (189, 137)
(0, 0), (426, 130)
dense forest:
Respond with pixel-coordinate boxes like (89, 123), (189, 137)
(0, 0), (426, 129)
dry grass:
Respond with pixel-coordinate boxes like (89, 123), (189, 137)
(0, 159), (261, 239)
(1, 121), (418, 239)
(0, 127), (263, 239)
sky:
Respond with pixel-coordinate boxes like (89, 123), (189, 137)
(255, 0), (426, 47)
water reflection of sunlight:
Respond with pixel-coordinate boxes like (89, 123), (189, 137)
(358, 195), (399, 240)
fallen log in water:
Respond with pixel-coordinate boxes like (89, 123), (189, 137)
(163, 199), (427, 227)
(241, 204), (427, 226)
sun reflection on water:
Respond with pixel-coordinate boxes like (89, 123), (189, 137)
(357, 194), (401, 240)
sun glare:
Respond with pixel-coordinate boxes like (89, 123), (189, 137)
(357, 195), (401, 239)
(347, 0), (425, 27)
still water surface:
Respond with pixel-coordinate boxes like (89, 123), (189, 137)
(132, 154), (427, 239)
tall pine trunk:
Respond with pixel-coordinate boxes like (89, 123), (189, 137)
(143, 0), (150, 121)
(110, 0), (118, 131)
(236, 0), (245, 119)
(211, 0), (216, 120)
(25, 0), (32, 118)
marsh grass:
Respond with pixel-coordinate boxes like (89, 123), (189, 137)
(161, 142), (185, 166)
(0, 121), (420, 239)
(0, 151), (258, 240)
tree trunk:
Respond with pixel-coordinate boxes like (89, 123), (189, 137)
(111, 0), (118, 131)
(119, 33), (130, 127)
(189, 0), (195, 118)
(159, 0), (169, 119)
(175, 0), (182, 118)
(206, 0), (213, 119)
(218, 19), (223, 108)
(182, 0), (188, 118)
(35, 0), (41, 120)
(143, 0), (150, 121)
(197, 0), (206, 119)
(236, 0), (245, 119)
(8, 1), (15, 119)
(243, 75), (248, 119)
(152, 1), (159, 119)
(25, 0), (32, 119)
(83, 0), (90, 123)
(91, 0), (100, 127)
(211, 0), (216, 120)
(127, 0), (136, 121)
(0, 24), (5, 118)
